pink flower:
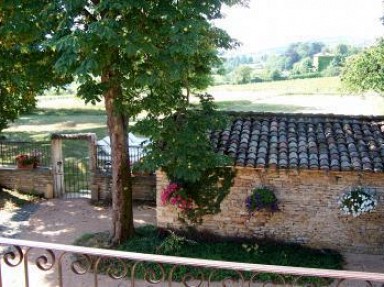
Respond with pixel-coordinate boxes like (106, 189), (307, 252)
(161, 182), (193, 210)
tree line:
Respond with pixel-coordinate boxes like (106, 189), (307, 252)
(215, 42), (362, 85)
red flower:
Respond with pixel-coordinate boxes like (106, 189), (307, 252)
(161, 183), (193, 210)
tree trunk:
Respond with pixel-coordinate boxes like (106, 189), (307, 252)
(103, 71), (135, 244)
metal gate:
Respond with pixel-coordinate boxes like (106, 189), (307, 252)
(51, 133), (97, 199)
(63, 156), (91, 198)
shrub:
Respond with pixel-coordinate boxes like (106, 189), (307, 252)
(288, 72), (321, 80)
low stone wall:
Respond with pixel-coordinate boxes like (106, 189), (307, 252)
(0, 167), (53, 197)
(157, 168), (384, 254)
(95, 172), (156, 201)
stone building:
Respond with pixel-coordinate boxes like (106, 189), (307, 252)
(157, 112), (384, 254)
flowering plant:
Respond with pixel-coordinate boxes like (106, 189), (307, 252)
(161, 182), (193, 210)
(245, 186), (278, 213)
(15, 152), (41, 168)
(338, 187), (377, 217)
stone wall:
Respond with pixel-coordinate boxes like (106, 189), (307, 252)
(0, 167), (53, 197)
(0, 166), (156, 201)
(95, 172), (156, 201)
(156, 168), (384, 254)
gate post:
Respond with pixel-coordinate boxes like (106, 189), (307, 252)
(51, 136), (64, 197)
(88, 134), (99, 201)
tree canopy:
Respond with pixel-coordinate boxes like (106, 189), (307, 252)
(0, 0), (245, 243)
(341, 39), (384, 93)
(0, 8), (62, 132)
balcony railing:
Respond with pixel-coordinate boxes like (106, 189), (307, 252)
(1, 237), (384, 287)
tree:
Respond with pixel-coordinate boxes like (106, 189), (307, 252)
(308, 42), (325, 57)
(335, 44), (349, 56)
(135, 94), (235, 223)
(0, 10), (64, 132)
(0, 0), (245, 244)
(269, 69), (285, 81)
(233, 65), (253, 84)
(264, 54), (286, 72)
(0, 88), (36, 132)
(284, 43), (301, 69)
(341, 39), (384, 93)
(292, 57), (313, 75)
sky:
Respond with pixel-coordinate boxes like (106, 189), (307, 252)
(215, 0), (384, 53)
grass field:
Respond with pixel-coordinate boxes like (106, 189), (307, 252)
(3, 109), (107, 142)
(208, 76), (344, 95)
(3, 76), (384, 144)
(208, 77), (384, 115)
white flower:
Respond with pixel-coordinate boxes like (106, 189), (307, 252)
(338, 188), (377, 217)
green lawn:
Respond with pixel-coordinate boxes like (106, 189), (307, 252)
(3, 109), (107, 141)
(208, 76), (344, 95)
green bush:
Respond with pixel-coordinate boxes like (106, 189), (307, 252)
(75, 225), (343, 284)
(288, 72), (321, 80)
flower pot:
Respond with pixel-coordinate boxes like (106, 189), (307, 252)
(17, 163), (35, 170)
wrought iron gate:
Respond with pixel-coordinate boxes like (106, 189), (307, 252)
(51, 133), (97, 199)
(63, 156), (90, 198)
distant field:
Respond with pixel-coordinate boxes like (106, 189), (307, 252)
(36, 95), (105, 110)
(4, 76), (384, 143)
(3, 109), (107, 142)
(208, 77), (384, 115)
(208, 76), (344, 95)
(212, 93), (384, 115)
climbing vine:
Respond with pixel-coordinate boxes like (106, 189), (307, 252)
(135, 94), (235, 223)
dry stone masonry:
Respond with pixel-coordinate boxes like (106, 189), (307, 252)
(157, 113), (384, 254)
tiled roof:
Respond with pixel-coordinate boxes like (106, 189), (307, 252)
(210, 112), (384, 172)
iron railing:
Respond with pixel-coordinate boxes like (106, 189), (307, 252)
(97, 145), (144, 173)
(1, 237), (384, 287)
(0, 141), (51, 167)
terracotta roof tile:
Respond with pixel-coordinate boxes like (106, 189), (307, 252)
(211, 112), (384, 172)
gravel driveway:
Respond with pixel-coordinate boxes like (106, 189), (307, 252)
(1, 198), (157, 287)
(15, 198), (156, 244)
(0, 202), (40, 238)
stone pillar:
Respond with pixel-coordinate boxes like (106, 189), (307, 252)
(51, 138), (64, 197)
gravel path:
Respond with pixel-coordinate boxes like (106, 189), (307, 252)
(16, 199), (156, 244)
(0, 202), (41, 238)
(0, 199), (157, 287)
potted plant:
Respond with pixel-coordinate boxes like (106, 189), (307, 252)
(15, 152), (41, 169)
(338, 187), (377, 217)
(245, 186), (279, 214)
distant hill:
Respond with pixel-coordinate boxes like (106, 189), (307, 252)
(224, 35), (381, 57)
